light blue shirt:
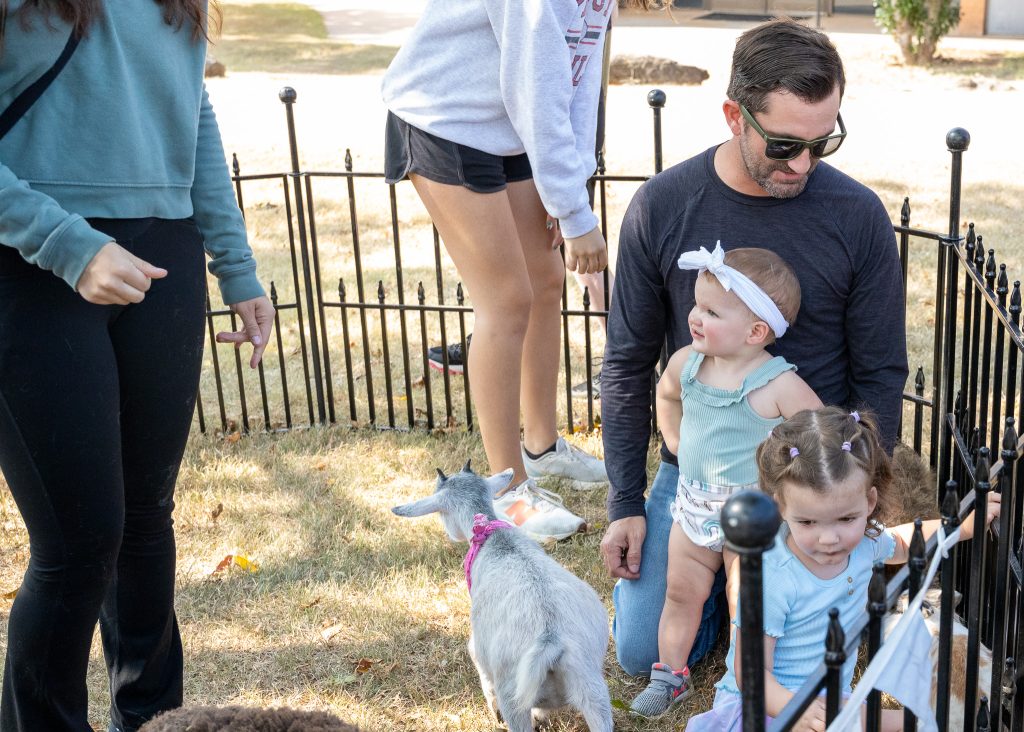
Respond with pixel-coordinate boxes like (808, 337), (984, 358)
(717, 523), (897, 697)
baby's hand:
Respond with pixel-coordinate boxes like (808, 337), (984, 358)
(793, 697), (827, 732)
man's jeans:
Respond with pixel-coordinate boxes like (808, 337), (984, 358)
(611, 461), (726, 675)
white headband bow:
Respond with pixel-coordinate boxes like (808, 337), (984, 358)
(677, 241), (789, 338)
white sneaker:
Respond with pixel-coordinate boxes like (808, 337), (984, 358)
(493, 479), (586, 542)
(522, 437), (608, 490)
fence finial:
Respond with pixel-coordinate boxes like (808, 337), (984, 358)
(647, 89), (666, 108)
(721, 490), (780, 552)
(278, 86), (297, 104)
(946, 127), (970, 151)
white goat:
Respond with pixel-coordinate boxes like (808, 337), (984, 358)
(392, 462), (613, 732)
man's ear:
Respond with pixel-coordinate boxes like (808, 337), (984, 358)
(746, 320), (772, 345)
(723, 100), (743, 137)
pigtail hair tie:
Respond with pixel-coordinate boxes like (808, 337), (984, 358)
(850, 411), (861, 423)
(841, 441), (852, 452)
(789, 447), (800, 459)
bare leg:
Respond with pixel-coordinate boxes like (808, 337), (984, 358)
(410, 175), (533, 482)
(659, 522), (724, 670)
(506, 180), (564, 455)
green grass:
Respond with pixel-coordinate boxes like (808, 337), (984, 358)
(210, 3), (398, 74)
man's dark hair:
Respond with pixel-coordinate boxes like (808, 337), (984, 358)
(727, 17), (845, 114)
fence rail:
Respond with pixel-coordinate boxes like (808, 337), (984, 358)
(197, 87), (948, 457)
(199, 87), (1020, 730)
(726, 128), (1024, 731)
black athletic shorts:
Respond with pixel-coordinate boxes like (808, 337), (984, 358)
(384, 111), (533, 194)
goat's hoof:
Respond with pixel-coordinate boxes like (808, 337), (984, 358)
(531, 709), (552, 730)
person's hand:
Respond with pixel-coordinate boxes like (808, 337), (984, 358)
(546, 215), (564, 250)
(600, 516), (646, 579)
(216, 295), (275, 368)
(563, 226), (608, 275)
(77, 241), (168, 305)
(960, 489), (1002, 540)
(793, 697), (827, 732)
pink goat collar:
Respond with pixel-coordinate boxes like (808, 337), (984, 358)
(463, 513), (513, 591)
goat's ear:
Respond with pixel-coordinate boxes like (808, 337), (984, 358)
(436, 467), (448, 482)
(486, 469), (516, 496)
(392, 494), (443, 517)
(462, 458), (473, 474)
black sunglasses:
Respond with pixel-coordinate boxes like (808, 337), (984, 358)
(740, 104), (847, 161)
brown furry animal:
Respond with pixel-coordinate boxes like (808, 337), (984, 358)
(889, 444), (940, 525)
(138, 705), (359, 732)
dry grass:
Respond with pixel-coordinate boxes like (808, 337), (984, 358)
(2, 7), (1023, 731)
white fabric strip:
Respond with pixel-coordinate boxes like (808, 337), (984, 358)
(825, 526), (959, 732)
(677, 241), (790, 338)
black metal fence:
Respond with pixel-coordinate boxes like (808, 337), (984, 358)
(727, 129), (1024, 730)
(201, 86), (1021, 728)
(198, 87), (943, 453)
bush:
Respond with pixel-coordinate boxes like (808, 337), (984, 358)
(874, 0), (961, 66)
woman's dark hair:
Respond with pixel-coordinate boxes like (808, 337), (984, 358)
(726, 17), (845, 114)
(1, 0), (218, 41)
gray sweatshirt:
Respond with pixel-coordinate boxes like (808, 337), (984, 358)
(381, 0), (611, 238)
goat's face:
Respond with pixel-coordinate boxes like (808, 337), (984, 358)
(391, 462), (515, 542)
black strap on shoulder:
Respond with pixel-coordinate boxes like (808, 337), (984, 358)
(0, 31), (79, 141)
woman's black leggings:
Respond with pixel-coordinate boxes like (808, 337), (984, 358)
(0, 218), (207, 732)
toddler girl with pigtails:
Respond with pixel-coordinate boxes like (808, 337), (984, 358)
(685, 406), (1001, 732)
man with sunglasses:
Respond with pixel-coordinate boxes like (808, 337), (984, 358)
(599, 18), (908, 685)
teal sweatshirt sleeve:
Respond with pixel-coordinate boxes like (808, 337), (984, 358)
(0, 162), (112, 288)
(191, 85), (265, 306)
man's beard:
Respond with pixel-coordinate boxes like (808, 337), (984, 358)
(738, 132), (818, 199)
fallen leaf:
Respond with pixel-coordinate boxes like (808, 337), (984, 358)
(411, 376), (425, 387)
(611, 698), (630, 711)
(301, 597), (322, 610)
(314, 459), (328, 471)
(212, 555), (234, 574)
(210, 553), (260, 576)
(332, 673), (358, 686)
(354, 658), (378, 675)
(224, 432), (241, 443)
(2, 586), (18, 600)
(231, 554), (259, 572)
(321, 622), (344, 641)
(210, 503), (223, 521)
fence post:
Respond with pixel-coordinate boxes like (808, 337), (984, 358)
(824, 608), (845, 724)
(964, 447), (991, 732)
(722, 490), (781, 732)
(936, 479), (961, 731)
(279, 87), (327, 424)
(647, 89), (665, 174)
(904, 520), (926, 732)
(937, 128), (971, 486)
(989, 418), (1017, 727)
(866, 561), (887, 729)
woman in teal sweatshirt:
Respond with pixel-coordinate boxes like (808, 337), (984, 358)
(0, 3), (272, 730)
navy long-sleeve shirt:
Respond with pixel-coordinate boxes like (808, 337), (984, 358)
(603, 146), (908, 522)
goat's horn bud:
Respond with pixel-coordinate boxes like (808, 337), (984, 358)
(462, 459), (472, 473)
(436, 468), (447, 481)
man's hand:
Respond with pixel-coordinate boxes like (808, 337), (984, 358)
(216, 295), (275, 368)
(600, 516), (646, 580)
(77, 241), (168, 305)
(563, 226), (608, 275)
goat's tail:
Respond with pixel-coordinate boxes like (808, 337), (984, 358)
(514, 631), (563, 712)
